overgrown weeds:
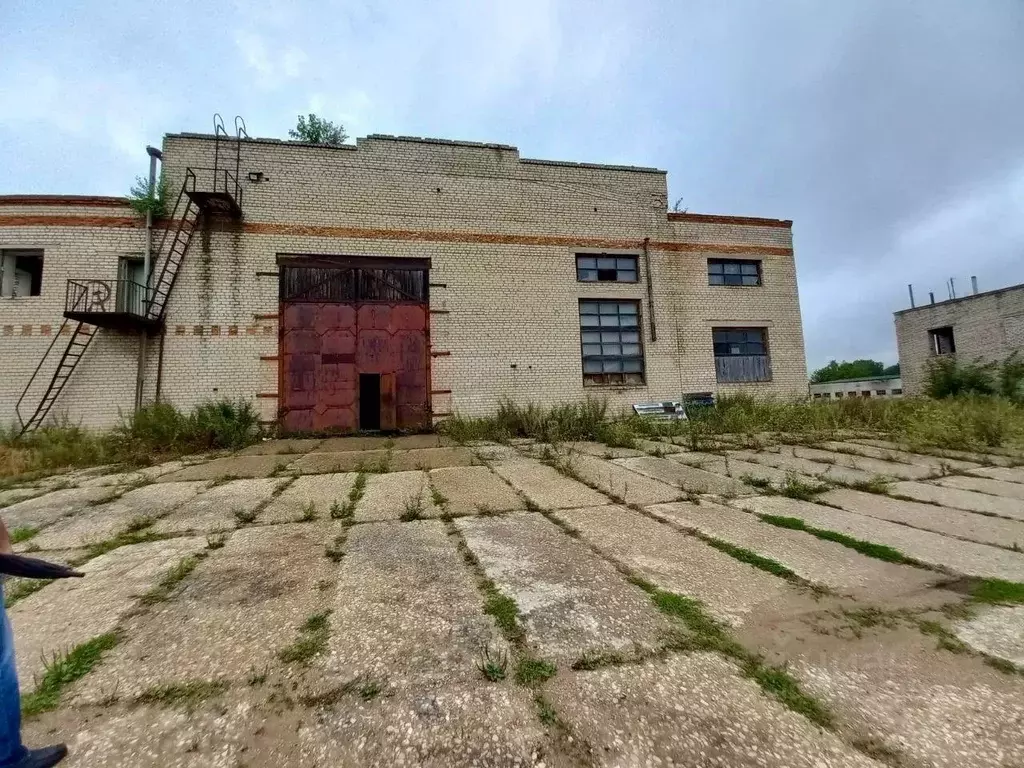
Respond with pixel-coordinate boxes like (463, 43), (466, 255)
(279, 610), (332, 665)
(140, 554), (205, 604)
(137, 679), (229, 709)
(21, 633), (120, 717)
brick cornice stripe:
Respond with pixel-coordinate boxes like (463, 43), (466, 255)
(0, 195), (129, 208)
(0, 215), (792, 255)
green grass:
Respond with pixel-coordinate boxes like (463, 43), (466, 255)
(21, 633), (120, 717)
(299, 501), (318, 521)
(631, 579), (834, 728)
(758, 514), (919, 565)
(325, 533), (346, 562)
(534, 693), (558, 725)
(233, 507), (257, 524)
(477, 645), (509, 682)
(279, 610), (332, 665)
(983, 656), (1021, 675)
(3, 579), (53, 608)
(970, 578), (1024, 605)
(331, 473), (366, 519)
(399, 495), (425, 521)
(840, 476), (892, 495)
(483, 590), (523, 643)
(82, 525), (167, 561)
(10, 526), (39, 544)
(700, 537), (796, 579)
(515, 656), (557, 684)
(571, 650), (627, 671)
(778, 474), (830, 501)
(137, 679), (229, 709)
(140, 554), (204, 604)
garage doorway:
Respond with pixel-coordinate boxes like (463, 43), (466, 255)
(359, 374), (381, 431)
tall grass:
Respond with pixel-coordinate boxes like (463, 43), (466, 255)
(438, 394), (1024, 452)
(2, 399), (260, 480)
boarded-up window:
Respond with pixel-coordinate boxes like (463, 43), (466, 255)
(713, 327), (771, 383)
(580, 300), (644, 385)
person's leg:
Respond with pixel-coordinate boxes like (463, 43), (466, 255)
(0, 584), (29, 767)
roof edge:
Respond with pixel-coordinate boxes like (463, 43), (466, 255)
(894, 282), (1024, 316)
(0, 195), (128, 208)
(668, 212), (792, 228)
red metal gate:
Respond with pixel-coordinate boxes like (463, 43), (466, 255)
(278, 260), (430, 434)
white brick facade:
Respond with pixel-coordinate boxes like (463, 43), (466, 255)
(1, 133), (807, 431)
(895, 284), (1024, 395)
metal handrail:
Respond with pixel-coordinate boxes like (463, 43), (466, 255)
(15, 319), (69, 430)
(64, 278), (149, 318)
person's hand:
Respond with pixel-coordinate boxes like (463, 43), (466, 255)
(0, 518), (13, 555)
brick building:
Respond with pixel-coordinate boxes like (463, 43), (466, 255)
(0, 128), (807, 433)
(895, 282), (1024, 395)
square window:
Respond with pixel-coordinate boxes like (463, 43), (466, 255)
(576, 254), (638, 283)
(929, 326), (956, 355)
(707, 259), (761, 287)
(1, 249), (44, 298)
(712, 326), (770, 383)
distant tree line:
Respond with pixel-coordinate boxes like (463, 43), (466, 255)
(810, 359), (899, 383)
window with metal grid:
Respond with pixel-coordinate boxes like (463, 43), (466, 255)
(576, 254), (638, 283)
(708, 259), (761, 286)
(579, 300), (644, 385)
(712, 327), (771, 382)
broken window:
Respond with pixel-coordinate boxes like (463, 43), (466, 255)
(712, 327), (771, 382)
(0, 249), (44, 297)
(576, 254), (637, 283)
(579, 300), (644, 385)
(929, 326), (955, 355)
(708, 259), (761, 286)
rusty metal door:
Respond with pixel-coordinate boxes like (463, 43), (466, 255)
(279, 260), (430, 434)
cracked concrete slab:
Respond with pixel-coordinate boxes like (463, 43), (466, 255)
(954, 605), (1024, 667)
(0, 487), (46, 509)
(566, 454), (682, 505)
(548, 652), (877, 768)
(324, 520), (504, 690)
(314, 436), (394, 452)
(617, 455), (749, 496)
(647, 500), (939, 598)
(457, 513), (672, 664)
(792, 446), (935, 480)
(966, 466), (1024, 484)
(237, 438), (324, 455)
(468, 442), (521, 462)
(637, 439), (683, 454)
(427, 465), (523, 516)
(793, 639), (1024, 768)
(819, 441), (980, 472)
(288, 450), (391, 474)
(76, 462), (190, 488)
(559, 441), (645, 459)
(736, 496), (1024, 581)
(728, 450), (877, 485)
(152, 479), (282, 534)
(553, 505), (807, 627)
(298, 684), (546, 768)
(389, 447), (479, 471)
(73, 524), (338, 703)
(259, 473), (358, 523)
(851, 439), (1019, 467)
(490, 458), (608, 510)
(889, 481), (1024, 521)
(31, 482), (205, 550)
(819, 488), (1024, 550)
(716, 457), (822, 490)
(936, 474), (1024, 501)
(0, 487), (119, 531)
(9, 537), (206, 689)
(663, 450), (730, 475)
(355, 471), (434, 522)
(159, 454), (291, 482)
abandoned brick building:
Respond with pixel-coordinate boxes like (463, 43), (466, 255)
(0, 121), (807, 434)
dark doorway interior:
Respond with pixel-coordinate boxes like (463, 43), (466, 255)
(359, 374), (381, 431)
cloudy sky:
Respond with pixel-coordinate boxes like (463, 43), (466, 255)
(2, 0), (1022, 370)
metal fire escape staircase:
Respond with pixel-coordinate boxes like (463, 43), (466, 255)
(16, 115), (247, 434)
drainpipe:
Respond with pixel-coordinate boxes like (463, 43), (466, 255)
(135, 146), (162, 412)
(643, 237), (657, 342)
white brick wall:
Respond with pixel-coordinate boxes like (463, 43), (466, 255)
(0, 134), (807, 430)
(895, 284), (1024, 395)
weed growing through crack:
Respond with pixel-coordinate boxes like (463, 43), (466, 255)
(21, 633), (120, 717)
(700, 537), (796, 579)
(984, 656), (1021, 675)
(233, 507), (257, 525)
(970, 578), (1024, 605)
(477, 644), (509, 682)
(206, 533), (226, 550)
(140, 553), (205, 604)
(4, 579), (53, 608)
(300, 501), (318, 522)
(534, 693), (558, 725)
(430, 485), (449, 512)
(137, 680), (229, 709)
(739, 475), (774, 492)
(571, 650), (628, 671)
(208, 474), (240, 488)
(279, 610), (332, 665)
(758, 514), (920, 565)
(399, 495), (425, 522)
(247, 665), (269, 686)
(331, 473), (366, 519)
(325, 534), (346, 563)
(778, 474), (830, 501)
(840, 476), (892, 495)
(10, 526), (38, 544)
(82, 520), (166, 561)
(515, 656), (557, 684)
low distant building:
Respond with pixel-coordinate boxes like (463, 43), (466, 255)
(895, 281), (1024, 395)
(809, 375), (903, 400)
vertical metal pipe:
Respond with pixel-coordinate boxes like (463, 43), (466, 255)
(643, 237), (656, 342)
(971, 275), (978, 294)
(135, 147), (160, 412)
(950, 277), (956, 299)
(929, 292), (935, 305)
(907, 284), (915, 308)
